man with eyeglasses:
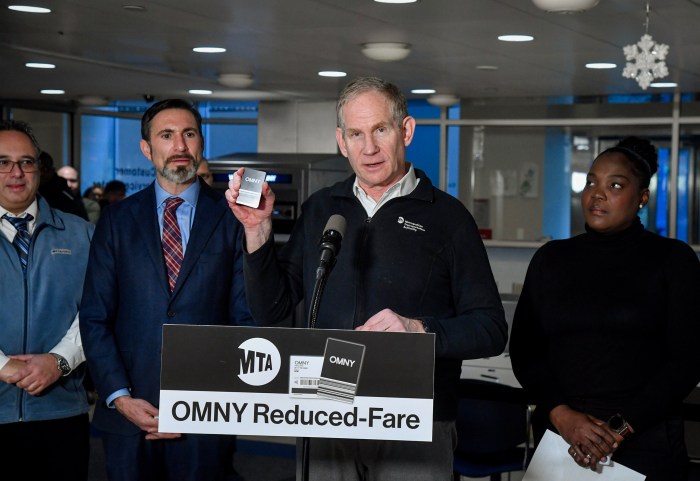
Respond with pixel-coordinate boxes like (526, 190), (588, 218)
(0, 120), (94, 480)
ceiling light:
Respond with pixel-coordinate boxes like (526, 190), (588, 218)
(192, 47), (226, 53)
(218, 73), (254, 89)
(361, 42), (411, 62)
(411, 88), (436, 94)
(25, 62), (55, 69)
(531, 0), (599, 13)
(650, 82), (677, 88)
(189, 89), (213, 95)
(374, 0), (418, 3)
(476, 65), (499, 71)
(498, 35), (534, 42)
(40, 89), (64, 95)
(78, 95), (109, 106)
(427, 94), (459, 107)
(8, 5), (51, 13)
(318, 71), (347, 78)
(585, 62), (617, 69)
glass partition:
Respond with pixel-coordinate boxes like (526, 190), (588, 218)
(453, 123), (675, 242)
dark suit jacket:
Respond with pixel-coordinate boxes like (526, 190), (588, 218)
(80, 181), (252, 435)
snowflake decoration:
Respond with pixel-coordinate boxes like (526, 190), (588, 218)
(622, 34), (669, 90)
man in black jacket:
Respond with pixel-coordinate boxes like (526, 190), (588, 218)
(38, 151), (88, 220)
(227, 77), (507, 481)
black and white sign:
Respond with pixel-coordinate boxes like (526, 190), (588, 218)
(159, 325), (435, 441)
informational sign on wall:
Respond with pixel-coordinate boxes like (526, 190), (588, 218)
(159, 325), (435, 442)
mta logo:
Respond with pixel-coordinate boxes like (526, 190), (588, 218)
(237, 338), (281, 386)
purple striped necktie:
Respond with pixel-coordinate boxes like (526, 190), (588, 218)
(162, 197), (184, 292)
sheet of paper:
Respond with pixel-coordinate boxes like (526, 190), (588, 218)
(522, 430), (646, 481)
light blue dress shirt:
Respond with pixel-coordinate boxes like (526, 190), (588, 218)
(106, 179), (201, 408)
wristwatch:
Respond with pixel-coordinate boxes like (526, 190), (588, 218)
(607, 413), (632, 438)
(50, 353), (71, 377)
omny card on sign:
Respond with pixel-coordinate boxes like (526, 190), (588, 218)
(158, 325), (435, 441)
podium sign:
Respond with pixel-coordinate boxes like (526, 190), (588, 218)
(159, 325), (435, 441)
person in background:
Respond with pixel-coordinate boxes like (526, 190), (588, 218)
(197, 158), (214, 186)
(38, 151), (89, 220)
(0, 120), (94, 480)
(509, 137), (700, 481)
(80, 99), (253, 481)
(100, 179), (127, 208)
(57, 165), (101, 224)
(226, 76), (507, 481)
(84, 183), (104, 204)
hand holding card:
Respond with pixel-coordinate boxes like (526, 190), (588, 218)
(236, 168), (267, 208)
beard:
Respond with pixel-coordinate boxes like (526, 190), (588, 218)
(159, 155), (200, 184)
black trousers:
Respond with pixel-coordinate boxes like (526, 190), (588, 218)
(0, 413), (90, 481)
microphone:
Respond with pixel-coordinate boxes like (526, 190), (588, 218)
(318, 214), (346, 272)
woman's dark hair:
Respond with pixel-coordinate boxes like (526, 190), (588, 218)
(83, 183), (104, 198)
(599, 136), (658, 189)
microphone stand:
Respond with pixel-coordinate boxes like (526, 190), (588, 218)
(301, 257), (336, 481)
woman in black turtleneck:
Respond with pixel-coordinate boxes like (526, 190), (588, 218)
(510, 137), (700, 481)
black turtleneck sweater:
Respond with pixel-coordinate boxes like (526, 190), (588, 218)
(510, 218), (700, 432)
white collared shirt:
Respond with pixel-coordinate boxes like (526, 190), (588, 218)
(0, 199), (38, 242)
(353, 163), (420, 217)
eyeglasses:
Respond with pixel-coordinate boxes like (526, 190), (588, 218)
(0, 159), (39, 173)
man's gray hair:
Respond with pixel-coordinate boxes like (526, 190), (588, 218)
(336, 77), (408, 133)
(0, 120), (41, 157)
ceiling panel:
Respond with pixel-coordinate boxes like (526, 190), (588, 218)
(2, 0), (700, 106)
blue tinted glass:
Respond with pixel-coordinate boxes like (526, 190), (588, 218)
(408, 99), (441, 119)
(655, 148), (669, 236)
(198, 101), (258, 119)
(407, 125), (440, 186)
(677, 148), (690, 242)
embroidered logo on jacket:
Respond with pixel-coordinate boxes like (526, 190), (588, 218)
(397, 217), (425, 232)
(51, 248), (72, 255)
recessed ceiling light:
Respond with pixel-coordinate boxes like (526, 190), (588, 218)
(318, 71), (347, 78)
(476, 65), (499, 71)
(26, 62), (55, 69)
(374, 0), (418, 3)
(188, 89), (213, 95)
(411, 88), (436, 94)
(427, 94), (459, 107)
(498, 35), (534, 42)
(585, 62), (617, 69)
(192, 47), (226, 53)
(650, 82), (678, 88)
(532, 0), (600, 13)
(8, 5), (51, 13)
(40, 89), (65, 95)
(361, 42), (411, 62)
(122, 5), (147, 12)
(218, 73), (254, 89)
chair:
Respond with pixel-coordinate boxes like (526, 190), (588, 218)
(453, 379), (532, 481)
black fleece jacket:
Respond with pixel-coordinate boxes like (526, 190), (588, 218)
(244, 169), (507, 421)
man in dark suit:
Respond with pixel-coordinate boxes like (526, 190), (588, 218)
(80, 99), (252, 481)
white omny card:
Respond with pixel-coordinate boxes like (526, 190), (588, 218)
(522, 430), (646, 481)
(236, 168), (266, 208)
(288, 355), (322, 398)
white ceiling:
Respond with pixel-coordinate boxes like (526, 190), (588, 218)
(3, 0), (700, 106)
